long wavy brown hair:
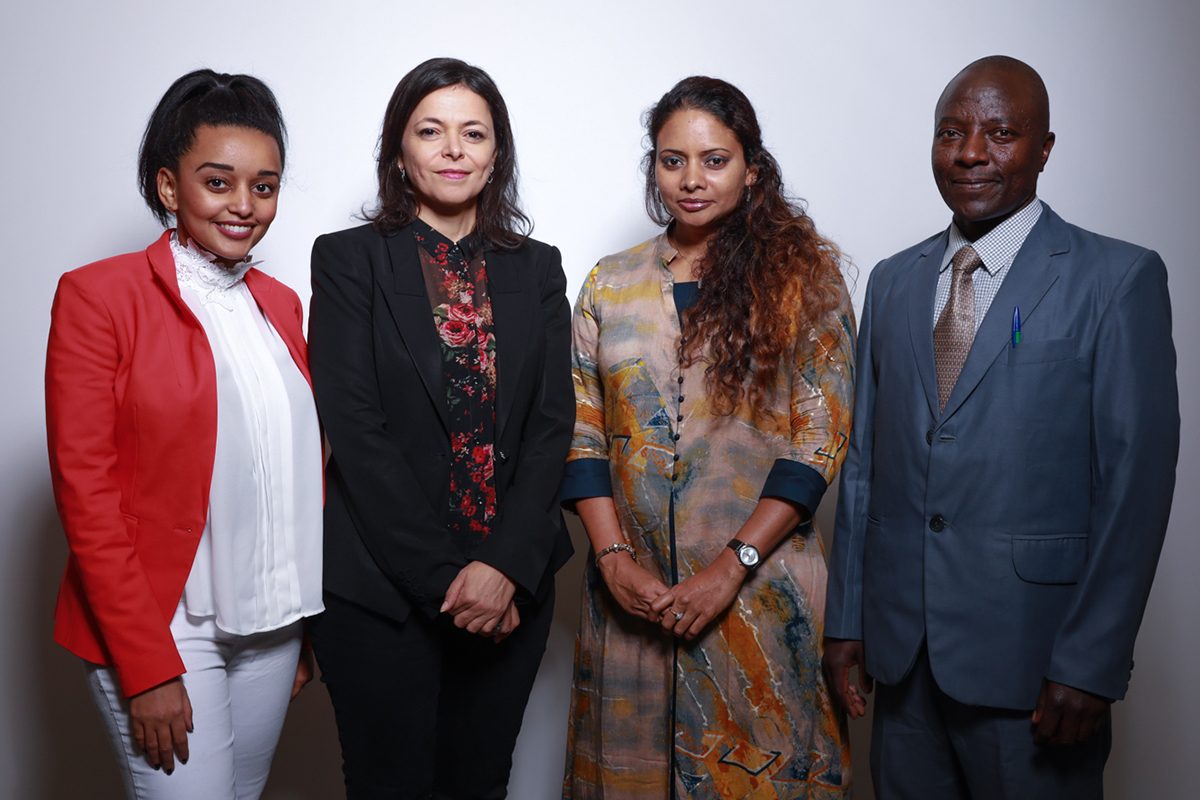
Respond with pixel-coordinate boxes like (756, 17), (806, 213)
(644, 76), (847, 416)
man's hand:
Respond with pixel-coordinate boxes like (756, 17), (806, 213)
(1031, 679), (1111, 745)
(822, 638), (872, 719)
(441, 561), (517, 636)
(129, 677), (193, 774)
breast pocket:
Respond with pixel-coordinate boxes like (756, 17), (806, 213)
(1006, 338), (1078, 365)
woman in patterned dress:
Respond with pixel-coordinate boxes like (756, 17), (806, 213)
(562, 76), (856, 799)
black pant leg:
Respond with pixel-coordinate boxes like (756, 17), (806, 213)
(433, 581), (556, 799)
(311, 591), (444, 800)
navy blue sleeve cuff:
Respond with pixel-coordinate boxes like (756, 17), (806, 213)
(560, 458), (613, 511)
(760, 459), (827, 518)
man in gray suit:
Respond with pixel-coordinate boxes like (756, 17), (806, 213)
(823, 56), (1179, 798)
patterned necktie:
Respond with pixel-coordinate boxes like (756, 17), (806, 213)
(933, 245), (984, 411)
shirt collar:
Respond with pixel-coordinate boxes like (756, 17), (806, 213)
(169, 231), (255, 310)
(941, 197), (1043, 275)
(412, 217), (481, 261)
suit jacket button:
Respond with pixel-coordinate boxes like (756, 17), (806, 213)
(929, 514), (945, 532)
(926, 430), (933, 444)
(497, 450), (509, 464)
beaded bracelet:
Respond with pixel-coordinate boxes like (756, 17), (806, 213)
(595, 542), (637, 563)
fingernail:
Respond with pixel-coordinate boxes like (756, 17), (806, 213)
(165, 769), (174, 776)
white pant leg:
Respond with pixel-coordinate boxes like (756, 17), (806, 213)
(85, 604), (302, 800)
(223, 621), (302, 799)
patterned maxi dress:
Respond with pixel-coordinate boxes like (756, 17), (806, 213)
(563, 235), (855, 799)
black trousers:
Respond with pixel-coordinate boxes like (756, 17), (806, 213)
(310, 584), (554, 800)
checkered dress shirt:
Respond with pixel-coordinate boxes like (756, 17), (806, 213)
(933, 198), (1044, 330)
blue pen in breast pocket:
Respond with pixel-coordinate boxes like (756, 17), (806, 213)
(1011, 305), (1022, 347)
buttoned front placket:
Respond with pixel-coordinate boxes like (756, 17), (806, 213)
(657, 253), (687, 494)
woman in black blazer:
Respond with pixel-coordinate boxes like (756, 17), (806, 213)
(307, 57), (573, 799)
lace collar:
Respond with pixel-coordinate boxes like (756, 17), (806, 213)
(170, 233), (259, 309)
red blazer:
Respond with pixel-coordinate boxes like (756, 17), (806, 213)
(46, 231), (312, 697)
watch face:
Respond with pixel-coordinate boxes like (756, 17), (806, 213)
(738, 545), (760, 568)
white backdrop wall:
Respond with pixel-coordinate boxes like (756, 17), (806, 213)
(2, 2), (1196, 797)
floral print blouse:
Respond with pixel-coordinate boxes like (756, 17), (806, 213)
(414, 220), (497, 537)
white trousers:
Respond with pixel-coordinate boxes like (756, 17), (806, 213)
(85, 603), (302, 800)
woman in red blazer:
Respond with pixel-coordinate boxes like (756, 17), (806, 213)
(46, 70), (323, 799)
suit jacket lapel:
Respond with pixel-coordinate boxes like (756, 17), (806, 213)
(939, 208), (1067, 422)
(487, 248), (532, 442)
(907, 233), (945, 420)
(383, 231), (449, 433)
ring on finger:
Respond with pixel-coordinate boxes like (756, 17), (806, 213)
(673, 610), (684, 621)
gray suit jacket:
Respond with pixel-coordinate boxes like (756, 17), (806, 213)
(826, 204), (1179, 709)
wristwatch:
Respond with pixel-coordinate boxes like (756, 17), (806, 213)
(727, 539), (761, 570)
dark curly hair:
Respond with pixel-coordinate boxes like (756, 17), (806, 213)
(369, 57), (530, 250)
(643, 76), (847, 416)
(138, 69), (286, 225)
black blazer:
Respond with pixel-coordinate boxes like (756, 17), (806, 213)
(309, 222), (574, 623)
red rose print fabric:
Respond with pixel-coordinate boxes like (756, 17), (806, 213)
(414, 221), (498, 537)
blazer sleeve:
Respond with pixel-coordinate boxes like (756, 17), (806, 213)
(308, 233), (467, 615)
(1046, 250), (1179, 700)
(46, 273), (184, 697)
(825, 267), (879, 641)
(472, 244), (574, 593)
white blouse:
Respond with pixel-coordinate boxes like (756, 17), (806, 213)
(172, 235), (323, 635)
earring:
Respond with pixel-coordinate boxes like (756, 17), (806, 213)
(487, 169), (495, 185)
(400, 168), (407, 181)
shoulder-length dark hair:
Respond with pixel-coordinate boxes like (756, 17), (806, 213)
(138, 69), (287, 226)
(643, 76), (846, 416)
(369, 57), (530, 250)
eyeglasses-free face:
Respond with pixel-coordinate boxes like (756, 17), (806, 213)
(156, 124), (282, 268)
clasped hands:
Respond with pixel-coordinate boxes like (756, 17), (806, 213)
(598, 550), (745, 640)
(440, 560), (520, 643)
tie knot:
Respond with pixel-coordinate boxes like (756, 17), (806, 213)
(951, 245), (983, 275)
